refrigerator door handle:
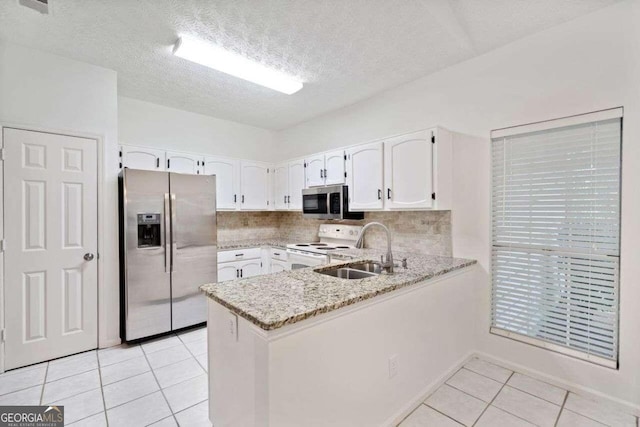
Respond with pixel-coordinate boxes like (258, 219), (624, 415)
(164, 193), (170, 273)
(170, 193), (177, 272)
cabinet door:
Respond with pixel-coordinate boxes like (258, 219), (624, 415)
(166, 151), (204, 175)
(288, 159), (306, 210)
(346, 142), (384, 210)
(204, 156), (239, 210)
(239, 260), (262, 279)
(324, 149), (345, 185)
(273, 163), (289, 210)
(384, 130), (433, 209)
(305, 154), (325, 187)
(240, 161), (270, 210)
(121, 145), (165, 171)
(270, 259), (289, 273)
(217, 263), (239, 282)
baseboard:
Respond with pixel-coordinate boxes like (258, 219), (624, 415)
(474, 351), (640, 417)
(380, 351), (476, 427)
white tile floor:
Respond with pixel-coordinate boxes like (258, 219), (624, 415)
(0, 333), (637, 427)
(398, 357), (639, 427)
(0, 326), (209, 426)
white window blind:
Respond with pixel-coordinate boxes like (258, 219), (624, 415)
(491, 111), (621, 368)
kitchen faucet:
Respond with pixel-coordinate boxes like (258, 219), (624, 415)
(355, 222), (394, 273)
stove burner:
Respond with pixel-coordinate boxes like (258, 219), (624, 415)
(310, 243), (328, 246)
(296, 244), (310, 247)
(322, 247), (337, 250)
(336, 246), (350, 249)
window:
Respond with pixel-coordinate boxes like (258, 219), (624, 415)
(490, 108), (622, 368)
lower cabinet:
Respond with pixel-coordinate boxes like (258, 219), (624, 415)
(218, 247), (290, 282)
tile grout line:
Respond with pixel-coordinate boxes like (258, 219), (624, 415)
(141, 334), (180, 425)
(422, 367), (476, 426)
(179, 333), (207, 372)
(553, 389), (569, 427)
(471, 371), (514, 427)
(38, 362), (49, 406)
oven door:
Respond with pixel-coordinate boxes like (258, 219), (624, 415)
(286, 249), (328, 269)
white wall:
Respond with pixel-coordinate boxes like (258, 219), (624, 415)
(276, 0), (640, 408)
(0, 41), (121, 348)
(118, 97), (276, 162)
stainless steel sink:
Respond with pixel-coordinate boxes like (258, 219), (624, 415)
(314, 262), (381, 280)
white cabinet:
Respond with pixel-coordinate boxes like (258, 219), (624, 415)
(271, 259), (289, 273)
(305, 150), (345, 187)
(324, 149), (346, 185)
(238, 260), (262, 278)
(204, 156), (239, 210)
(273, 163), (289, 210)
(288, 159), (306, 210)
(120, 145), (165, 171)
(273, 159), (306, 211)
(166, 151), (204, 175)
(240, 161), (270, 210)
(218, 264), (239, 282)
(384, 130), (433, 209)
(305, 154), (325, 187)
(346, 142), (384, 210)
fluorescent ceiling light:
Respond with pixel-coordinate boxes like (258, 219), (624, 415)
(173, 35), (303, 95)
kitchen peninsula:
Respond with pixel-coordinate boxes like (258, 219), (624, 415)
(201, 250), (477, 427)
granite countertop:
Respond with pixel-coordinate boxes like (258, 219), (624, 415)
(201, 249), (477, 331)
(218, 239), (291, 250)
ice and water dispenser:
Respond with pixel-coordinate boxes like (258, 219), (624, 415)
(137, 213), (162, 248)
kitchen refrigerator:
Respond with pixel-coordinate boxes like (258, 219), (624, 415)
(119, 168), (217, 341)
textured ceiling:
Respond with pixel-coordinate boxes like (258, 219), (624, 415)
(0, 0), (621, 130)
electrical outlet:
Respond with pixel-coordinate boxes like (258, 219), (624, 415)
(228, 312), (238, 341)
(389, 355), (398, 378)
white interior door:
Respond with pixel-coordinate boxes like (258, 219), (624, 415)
(273, 163), (289, 210)
(324, 150), (345, 185)
(288, 159), (305, 210)
(347, 142), (384, 210)
(240, 161), (269, 210)
(121, 145), (165, 171)
(166, 151), (203, 175)
(204, 156), (239, 210)
(305, 154), (325, 187)
(384, 130), (433, 209)
(3, 128), (98, 370)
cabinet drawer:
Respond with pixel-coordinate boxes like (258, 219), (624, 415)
(270, 248), (288, 261)
(218, 247), (261, 263)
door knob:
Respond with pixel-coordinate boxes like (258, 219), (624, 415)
(84, 253), (95, 261)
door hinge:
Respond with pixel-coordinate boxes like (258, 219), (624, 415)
(431, 134), (435, 144)
(304, 162), (307, 168)
(344, 154), (347, 160)
(0, 148), (5, 161)
(344, 172), (347, 178)
(0, 240), (5, 252)
(1, 329), (5, 343)
(432, 192), (436, 200)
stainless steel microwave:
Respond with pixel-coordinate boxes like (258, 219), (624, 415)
(302, 185), (364, 220)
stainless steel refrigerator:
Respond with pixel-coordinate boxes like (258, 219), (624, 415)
(119, 168), (217, 341)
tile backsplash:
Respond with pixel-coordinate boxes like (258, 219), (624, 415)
(217, 211), (452, 256)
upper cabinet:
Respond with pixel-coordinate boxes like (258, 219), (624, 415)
(346, 142), (384, 210)
(166, 151), (204, 175)
(240, 161), (270, 210)
(273, 159), (305, 211)
(384, 130), (433, 209)
(203, 156), (239, 210)
(273, 163), (289, 210)
(120, 145), (165, 171)
(288, 159), (306, 210)
(305, 149), (345, 187)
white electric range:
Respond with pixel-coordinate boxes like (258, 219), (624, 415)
(286, 224), (363, 269)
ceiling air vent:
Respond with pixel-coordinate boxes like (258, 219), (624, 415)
(18, 0), (50, 14)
